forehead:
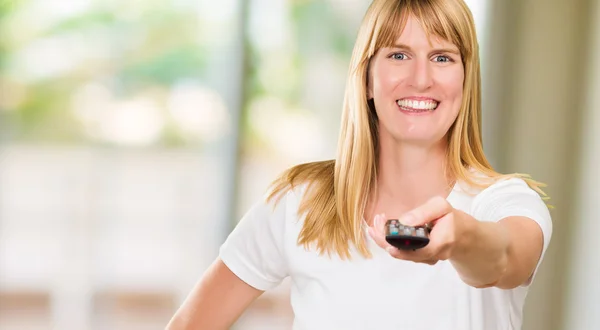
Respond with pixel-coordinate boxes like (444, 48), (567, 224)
(390, 15), (459, 50)
(371, 3), (468, 59)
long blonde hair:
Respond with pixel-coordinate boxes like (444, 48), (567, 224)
(267, 0), (548, 259)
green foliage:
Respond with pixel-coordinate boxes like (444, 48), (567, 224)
(43, 10), (116, 35)
(14, 81), (82, 142)
(1, 0), (359, 148)
(0, 1), (210, 145)
(119, 44), (207, 88)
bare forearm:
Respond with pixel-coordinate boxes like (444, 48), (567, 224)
(370, 199), (544, 290)
(167, 259), (263, 329)
(450, 219), (510, 288)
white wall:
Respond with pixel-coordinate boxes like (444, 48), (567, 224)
(482, 0), (593, 329)
(563, 1), (600, 329)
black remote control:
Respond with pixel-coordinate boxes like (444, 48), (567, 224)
(385, 219), (431, 250)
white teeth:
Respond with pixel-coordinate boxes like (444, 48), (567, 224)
(396, 99), (438, 110)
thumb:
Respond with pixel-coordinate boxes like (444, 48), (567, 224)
(398, 211), (423, 227)
(399, 197), (452, 227)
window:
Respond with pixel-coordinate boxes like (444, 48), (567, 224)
(0, 1), (489, 328)
(0, 0), (243, 328)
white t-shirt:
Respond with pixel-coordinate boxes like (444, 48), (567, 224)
(219, 177), (552, 330)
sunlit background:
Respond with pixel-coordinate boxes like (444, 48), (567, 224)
(0, 0), (598, 329)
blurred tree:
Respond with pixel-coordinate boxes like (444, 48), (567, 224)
(241, 0), (357, 155)
(0, 0), (210, 146)
(1, 0), (360, 148)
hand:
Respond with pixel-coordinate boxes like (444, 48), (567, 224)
(367, 196), (472, 265)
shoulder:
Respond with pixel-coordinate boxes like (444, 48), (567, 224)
(457, 168), (543, 200)
(467, 175), (552, 227)
(221, 182), (308, 256)
(454, 168), (551, 220)
(264, 180), (310, 211)
(475, 177), (540, 201)
(266, 160), (335, 212)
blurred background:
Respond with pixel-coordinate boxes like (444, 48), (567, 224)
(0, 0), (598, 329)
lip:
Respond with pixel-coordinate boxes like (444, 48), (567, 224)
(397, 96), (440, 103)
(396, 104), (436, 116)
(396, 96), (440, 115)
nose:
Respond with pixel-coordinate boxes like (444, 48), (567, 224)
(408, 58), (433, 90)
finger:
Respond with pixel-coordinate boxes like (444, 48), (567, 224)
(374, 213), (387, 234)
(401, 196), (453, 227)
(369, 228), (392, 251)
(387, 247), (424, 260)
(368, 214), (392, 250)
(372, 214), (441, 264)
(422, 259), (439, 266)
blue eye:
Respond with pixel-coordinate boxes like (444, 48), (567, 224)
(434, 55), (451, 62)
(390, 53), (407, 60)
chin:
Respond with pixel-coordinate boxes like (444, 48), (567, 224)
(388, 130), (448, 147)
(396, 137), (442, 147)
(377, 115), (453, 147)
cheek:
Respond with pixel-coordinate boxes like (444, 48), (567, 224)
(449, 70), (465, 97)
(439, 70), (465, 106)
(373, 66), (403, 94)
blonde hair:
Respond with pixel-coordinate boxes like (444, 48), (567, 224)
(267, 0), (548, 259)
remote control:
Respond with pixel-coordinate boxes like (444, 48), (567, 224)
(385, 219), (431, 250)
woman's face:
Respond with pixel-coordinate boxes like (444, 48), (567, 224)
(368, 15), (464, 147)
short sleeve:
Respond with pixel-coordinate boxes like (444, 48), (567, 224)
(218, 192), (290, 291)
(471, 178), (553, 286)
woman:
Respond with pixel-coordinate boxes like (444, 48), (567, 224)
(168, 0), (552, 329)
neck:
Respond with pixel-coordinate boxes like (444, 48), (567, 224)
(366, 137), (455, 223)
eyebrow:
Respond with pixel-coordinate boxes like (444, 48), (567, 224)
(390, 43), (460, 55)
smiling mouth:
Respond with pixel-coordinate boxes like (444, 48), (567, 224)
(396, 99), (439, 112)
